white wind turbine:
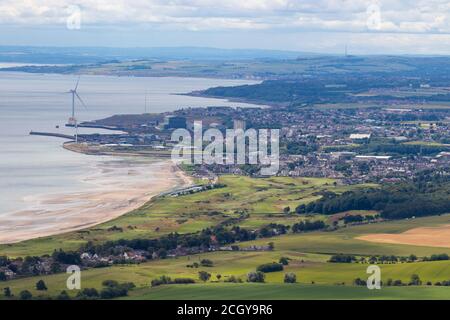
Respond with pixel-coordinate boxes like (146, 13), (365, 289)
(67, 77), (88, 143)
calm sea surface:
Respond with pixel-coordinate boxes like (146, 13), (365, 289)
(0, 72), (263, 215)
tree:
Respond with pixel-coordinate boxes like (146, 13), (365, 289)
(52, 249), (81, 265)
(329, 254), (356, 263)
(0, 256), (9, 267)
(36, 280), (48, 291)
(409, 274), (422, 286)
(247, 271), (265, 283)
(3, 287), (11, 297)
(279, 257), (290, 266)
(198, 271), (211, 282)
(284, 273), (297, 283)
(0, 272), (6, 281)
(283, 207), (291, 214)
(257, 263), (284, 273)
(19, 290), (33, 300)
(76, 288), (99, 299)
(100, 286), (129, 299)
(157, 248), (168, 259)
(151, 275), (171, 287)
(57, 290), (71, 300)
(224, 275), (242, 283)
(50, 262), (62, 273)
(200, 259), (214, 267)
(102, 280), (119, 288)
(216, 274), (222, 281)
(353, 278), (367, 286)
(295, 204), (306, 214)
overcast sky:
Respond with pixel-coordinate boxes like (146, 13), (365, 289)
(1, 0), (449, 54)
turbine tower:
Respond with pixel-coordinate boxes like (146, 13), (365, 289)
(67, 77), (87, 143)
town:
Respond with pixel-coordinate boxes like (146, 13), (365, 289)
(70, 105), (450, 184)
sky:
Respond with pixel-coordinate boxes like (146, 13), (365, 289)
(0, 0), (450, 54)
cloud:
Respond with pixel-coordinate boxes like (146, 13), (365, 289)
(0, 0), (449, 34)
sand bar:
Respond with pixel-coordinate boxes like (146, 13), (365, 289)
(0, 158), (192, 244)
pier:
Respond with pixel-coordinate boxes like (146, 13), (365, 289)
(29, 131), (75, 140)
(65, 123), (126, 132)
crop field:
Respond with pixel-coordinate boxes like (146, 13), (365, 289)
(3, 213), (450, 299)
(2, 245), (450, 299)
(357, 224), (450, 248)
(245, 215), (450, 257)
(124, 283), (450, 300)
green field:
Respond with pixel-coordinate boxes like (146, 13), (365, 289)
(2, 213), (450, 300)
(0, 176), (372, 258)
(125, 283), (450, 300)
(2, 247), (450, 299)
(1, 175), (450, 300)
(403, 141), (450, 147)
(245, 215), (450, 257)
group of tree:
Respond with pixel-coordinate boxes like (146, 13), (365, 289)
(258, 224), (290, 238)
(291, 220), (326, 233)
(284, 273), (297, 284)
(296, 170), (450, 220)
(80, 224), (276, 258)
(76, 281), (135, 300)
(256, 263), (284, 273)
(329, 253), (448, 264)
(151, 275), (196, 287)
(341, 214), (377, 224)
(198, 271), (211, 282)
(329, 254), (357, 263)
(247, 271), (265, 283)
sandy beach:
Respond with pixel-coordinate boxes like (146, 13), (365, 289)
(0, 158), (192, 244)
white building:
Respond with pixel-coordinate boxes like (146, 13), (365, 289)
(349, 133), (371, 140)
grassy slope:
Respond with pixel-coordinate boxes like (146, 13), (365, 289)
(124, 283), (450, 300)
(3, 250), (450, 299)
(244, 217), (450, 257)
(0, 176), (369, 258)
(2, 223), (450, 300)
(2, 175), (450, 300)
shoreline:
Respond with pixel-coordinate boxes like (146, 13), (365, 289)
(0, 154), (193, 244)
(0, 73), (265, 246)
(184, 91), (274, 109)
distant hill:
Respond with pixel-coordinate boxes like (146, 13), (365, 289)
(0, 46), (316, 64)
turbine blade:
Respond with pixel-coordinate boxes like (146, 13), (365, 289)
(75, 92), (88, 109)
(74, 76), (80, 91)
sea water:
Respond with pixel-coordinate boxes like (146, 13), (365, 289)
(0, 72), (263, 218)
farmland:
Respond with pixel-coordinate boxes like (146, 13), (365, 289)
(0, 176), (372, 258)
(1, 175), (450, 300)
(125, 283), (450, 300)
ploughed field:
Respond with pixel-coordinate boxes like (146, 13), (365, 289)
(358, 224), (450, 249)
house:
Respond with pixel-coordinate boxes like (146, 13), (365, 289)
(355, 155), (391, 162)
(349, 133), (371, 140)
